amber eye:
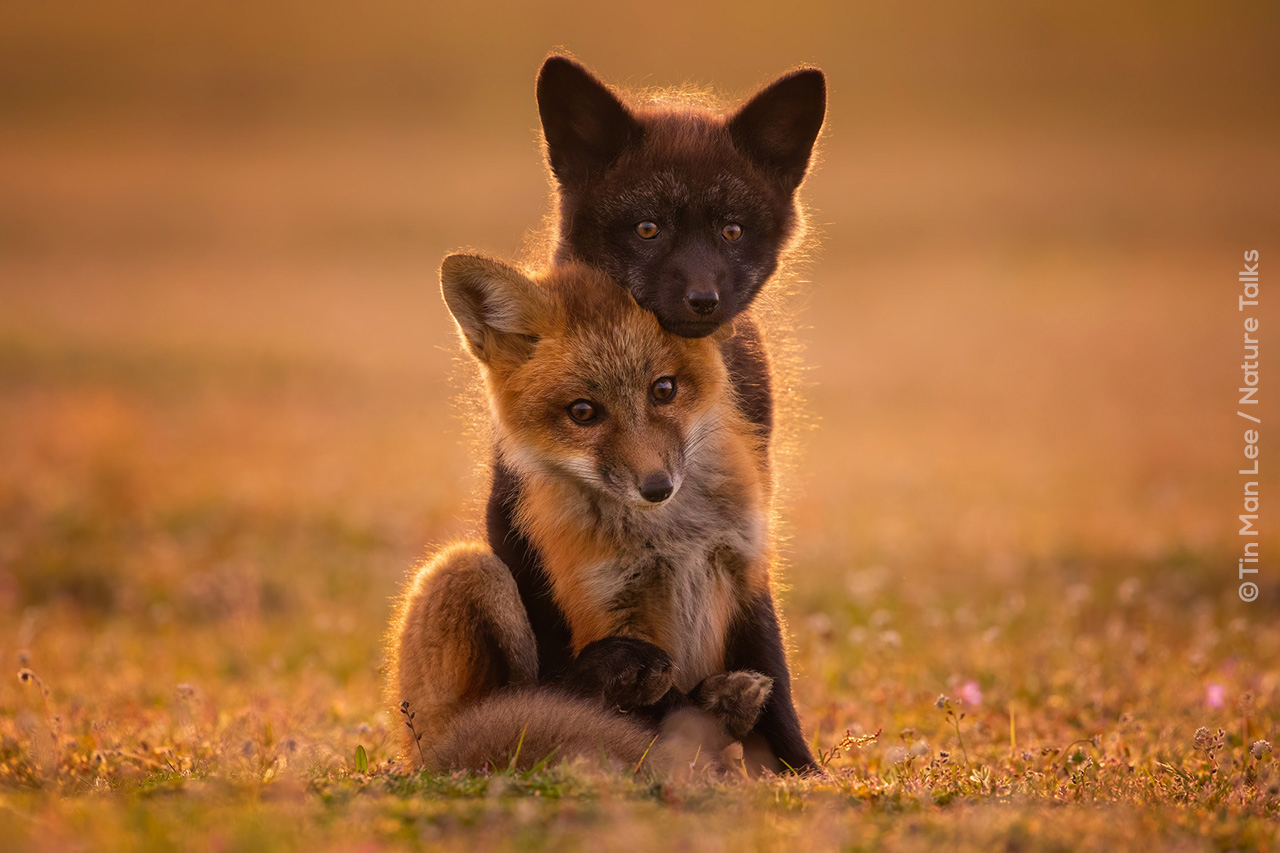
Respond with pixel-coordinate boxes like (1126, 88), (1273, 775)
(721, 223), (742, 242)
(636, 221), (660, 239)
(651, 377), (677, 403)
(568, 400), (598, 423)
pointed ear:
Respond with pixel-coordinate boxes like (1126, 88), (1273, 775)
(727, 68), (826, 194)
(440, 254), (551, 367)
(537, 56), (643, 187)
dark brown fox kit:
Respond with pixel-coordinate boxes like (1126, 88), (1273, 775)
(483, 57), (825, 772)
(391, 257), (789, 771)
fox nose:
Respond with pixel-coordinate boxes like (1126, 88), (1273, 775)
(685, 289), (719, 316)
(639, 472), (674, 503)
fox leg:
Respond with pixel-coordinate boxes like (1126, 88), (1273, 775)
(687, 670), (773, 741)
(565, 637), (775, 746)
(563, 636), (675, 710)
(391, 542), (538, 767)
(721, 313), (774, 449)
(723, 591), (817, 774)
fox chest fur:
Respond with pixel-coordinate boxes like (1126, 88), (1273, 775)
(512, 430), (769, 692)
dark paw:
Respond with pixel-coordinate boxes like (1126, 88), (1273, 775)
(567, 637), (675, 710)
(692, 670), (773, 740)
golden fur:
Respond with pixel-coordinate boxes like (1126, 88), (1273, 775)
(388, 256), (776, 768)
(389, 542), (537, 760)
(427, 688), (740, 776)
(452, 258), (772, 688)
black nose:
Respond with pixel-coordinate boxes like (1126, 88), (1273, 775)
(686, 289), (719, 316)
(639, 472), (674, 503)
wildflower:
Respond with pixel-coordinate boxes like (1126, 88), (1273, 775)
(958, 680), (983, 706)
(878, 629), (902, 648)
(1251, 740), (1273, 760)
(1194, 727), (1224, 756)
(806, 612), (833, 639)
(1205, 683), (1226, 709)
(1117, 577), (1141, 605)
(935, 694), (950, 709)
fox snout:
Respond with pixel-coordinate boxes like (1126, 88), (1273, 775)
(685, 288), (719, 317)
(638, 471), (675, 503)
(646, 244), (731, 335)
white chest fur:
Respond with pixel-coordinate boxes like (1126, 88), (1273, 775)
(565, 477), (768, 690)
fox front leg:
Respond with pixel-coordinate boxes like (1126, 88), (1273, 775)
(564, 636), (675, 711)
(687, 670), (774, 741)
(723, 591), (818, 774)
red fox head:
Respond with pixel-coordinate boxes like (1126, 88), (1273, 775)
(441, 254), (734, 508)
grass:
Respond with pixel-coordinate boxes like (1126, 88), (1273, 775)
(1, 75), (1278, 849)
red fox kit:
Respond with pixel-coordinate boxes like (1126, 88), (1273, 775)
(390, 255), (792, 771)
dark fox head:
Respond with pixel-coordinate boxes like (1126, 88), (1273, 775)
(537, 56), (826, 338)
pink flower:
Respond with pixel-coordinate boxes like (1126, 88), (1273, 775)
(959, 680), (983, 706)
(1205, 683), (1226, 709)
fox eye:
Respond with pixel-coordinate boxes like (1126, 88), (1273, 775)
(636, 221), (660, 239)
(722, 223), (743, 242)
(650, 377), (677, 403)
(568, 400), (599, 423)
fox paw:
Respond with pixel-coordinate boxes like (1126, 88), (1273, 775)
(568, 636), (674, 710)
(693, 670), (773, 740)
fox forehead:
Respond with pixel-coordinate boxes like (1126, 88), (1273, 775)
(602, 167), (777, 226)
(590, 120), (780, 206)
(509, 327), (687, 408)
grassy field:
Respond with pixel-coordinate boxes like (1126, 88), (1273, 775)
(2, 4), (1279, 850)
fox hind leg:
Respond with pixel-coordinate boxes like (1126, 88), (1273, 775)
(390, 542), (537, 768)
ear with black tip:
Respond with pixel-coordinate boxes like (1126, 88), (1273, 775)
(440, 254), (551, 367)
(537, 56), (643, 187)
(727, 68), (826, 194)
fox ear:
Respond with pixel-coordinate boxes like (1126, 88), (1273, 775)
(727, 68), (826, 194)
(440, 254), (550, 367)
(537, 56), (643, 187)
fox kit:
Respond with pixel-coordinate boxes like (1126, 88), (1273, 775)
(391, 255), (795, 771)
(483, 57), (825, 771)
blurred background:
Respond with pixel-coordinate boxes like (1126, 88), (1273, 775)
(1, 0), (1278, 762)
